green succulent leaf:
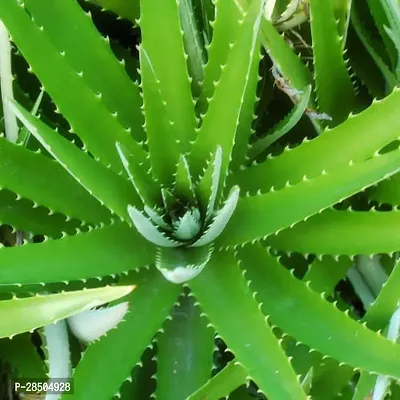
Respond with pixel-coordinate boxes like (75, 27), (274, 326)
(219, 150), (400, 247)
(303, 256), (352, 295)
(247, 85), (312, 161)
(230, 33), (261, 171)
(193, 186), (240, 247)
(0, 136), (109, 224)
(155, 294), (214, 399)
(0, 222), (154, 285)
(199, 0), (244, 113)
(190, 0), (263, 186)
(0, 190), (83, 238)
(10, 99), (140, 222)
(309, 0), (358, 124)
(195, 146), (222, 222)
(179, 0), (206, 94)
(24, 0), (145, 142)
(267, 209), (400, 255)
(127, 205), (180, 248)
(364, 258), (400, 329)
(367, 0), (400, 75)
(352, 258), (400, 398)
(161, 187), (177, 215)
(231, 87), (400, 194)
(190, 250), (307, 399)
(175, 154), (198, 206)
(138, 45), (180, 186)
(116, 141), (160, 209)
(351, 3), (397, 89)
(17, 89), (44, 148)
(187, 360), (248, 400)
(67, 268), (181, 400)
(353, 371), (376, 400)
(139, 0), (196, 155)
(334, 0), (352, 44)
(0, 285), (133, 339)
(259, 16), (316, 110)
(368, 173), (400, 205)
(0, 1), (146, 172)
(238, 245), (400, 379)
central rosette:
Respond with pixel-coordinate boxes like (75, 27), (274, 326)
(168, 201), (202, 241)
(116, 144), (240, 284)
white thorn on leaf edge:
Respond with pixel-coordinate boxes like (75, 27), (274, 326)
(67, 302), (129, 343)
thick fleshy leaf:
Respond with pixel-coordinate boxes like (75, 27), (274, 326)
(0, 285), (134, 338)
(199, 0), (261, 170)
(367, 0), (400, 75)
(0, 137), (109, 224)
(351, 2), (397, 90)
(267, 209), (400, 255)
(364, 258), (400, 330)
(238, 245), (400, 378)
(24, 0), (145, 141)
(0, 1), (146, 172)
(309, 0), (358, 124)
(155, 294), (214, 399)
(199, 0), (244, 114)
(247, 85), (312, 162)
(259, 17), (314, 104)
(117, 346), (156, 399)
(0, 189), (84, 238)
(0, 222), (154, 285)
(10, 100), (140, 222)
(116, 141), (160, 209)
(139, 0), (196, 154)
(138, 46), (179, 185)
(368, 173), (400, 205)
(231, 87), (400, 194)
(302, 256), (352, 295)
(174, 154), (197, 205)
(195, 146), (222, 221)
(334, 0), (353, 44)
(192, 186), (240, 247)
(219, 150), (400, 247)
(189, 0), (263, 189)
(67, 268), (181, 400)
(230, 37), (261, 171)
(127, 205), (180, 248)
(179, 0), (206, 95)
(189, 250), (307, 399)
(353, 258), (400, 399)
(187, 361), (248, 400)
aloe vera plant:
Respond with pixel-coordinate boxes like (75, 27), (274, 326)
(0, 0), (399, 398)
